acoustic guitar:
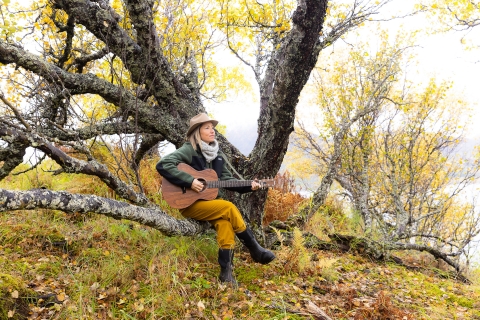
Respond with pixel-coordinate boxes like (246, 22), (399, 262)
(161, 163), (276, 209)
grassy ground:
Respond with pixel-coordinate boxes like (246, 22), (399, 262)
(1, 208), (479, 320)
(1, 161), (479, 319)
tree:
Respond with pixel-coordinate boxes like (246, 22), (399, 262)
(292, 30), (405, 225)
(288, 30), (480, 272)
(368, 80), (480, 271)
(420, 0), (480, 31)
(0, 0), (393, 235)
(421, 0), (480, 51)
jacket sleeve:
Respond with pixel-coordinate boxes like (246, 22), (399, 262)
(219, 152), (253, 194)
(156, 143), (195, 188)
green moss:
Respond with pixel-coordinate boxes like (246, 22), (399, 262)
(34, 261), (62, 277)
(471, 309), (480, 318)
(422, 282), (447, 298)
(236, 266), (262, 290)
(0, 274), (23, 290)
(0, 274), (34, 320)
(447, 295), (474, 308)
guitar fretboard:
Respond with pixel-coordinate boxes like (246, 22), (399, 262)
(206, 180), (270, 189)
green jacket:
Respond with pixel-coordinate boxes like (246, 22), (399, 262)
(156, 142), (252, 193)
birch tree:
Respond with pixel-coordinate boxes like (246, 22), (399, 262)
(289, 31), (480, 271)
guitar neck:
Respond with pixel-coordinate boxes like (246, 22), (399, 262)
(206, 180), (258, 189)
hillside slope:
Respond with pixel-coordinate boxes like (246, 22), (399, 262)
(1, 209), (479, 320)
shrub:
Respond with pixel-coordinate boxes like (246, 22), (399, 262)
(263, 171), (306, 224)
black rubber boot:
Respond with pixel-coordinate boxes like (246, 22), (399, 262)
(218, 249), (237, 285)
(236, 228), (275, 264)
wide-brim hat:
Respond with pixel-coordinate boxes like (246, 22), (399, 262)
(186, 113), (219, 137)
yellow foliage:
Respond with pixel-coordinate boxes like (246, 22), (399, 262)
(425, 0), (480, 47)
(280, 226), (311, 274)
(287, 28), (478, 252)
(291, 227), (310, 273)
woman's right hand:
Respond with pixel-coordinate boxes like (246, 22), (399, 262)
(191, 179), (204, 193)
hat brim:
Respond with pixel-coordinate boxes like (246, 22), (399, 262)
(186, 119), (219, 137)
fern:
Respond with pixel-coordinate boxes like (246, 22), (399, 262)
(270, 226), (285, 247)
(292, 227), (310, 273)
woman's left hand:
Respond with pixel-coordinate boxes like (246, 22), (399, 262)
(251, 179), (262, 191)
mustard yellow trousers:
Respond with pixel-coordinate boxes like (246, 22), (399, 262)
(181, 199), (247, 249)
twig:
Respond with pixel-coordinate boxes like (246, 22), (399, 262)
(0, 91), (31, 131)
(13, 155), (47, 176)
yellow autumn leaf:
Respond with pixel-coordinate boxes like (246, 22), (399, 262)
(11, 290), (19, 299)
(134, 302), (145, 311)
(57, 292), (66, 302)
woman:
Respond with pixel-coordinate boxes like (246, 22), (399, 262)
(156, 113), (275, 284)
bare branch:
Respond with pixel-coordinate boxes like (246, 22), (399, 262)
(0, 91), (32, 131)
(0, 124), (150, 205)
(13, 154), (47, 176)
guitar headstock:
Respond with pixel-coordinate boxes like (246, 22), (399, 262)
(258, 175), (281, 189)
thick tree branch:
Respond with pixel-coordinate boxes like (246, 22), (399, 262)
(391, 242), (463, 273)
(56, 14), (76, 68)
(0, 40), (173, 137)
(0, 140), (29, 180)
(0, 188), (209, 236)
(0, 41), (136, 108)
(328, 233), (466, 276)
(223, 0), (329, 227)
(53, 0), (202, 147)
(49, 121), (149, 142)
(133, 133), (164, 168)
(0, 124), (149, 205)
(254, 0), (327, 177)
(72, 47), (110, 73)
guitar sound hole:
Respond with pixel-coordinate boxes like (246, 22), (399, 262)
(198, 179), (207, 192)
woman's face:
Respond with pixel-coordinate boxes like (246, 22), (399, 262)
(199, 122), (216, 143)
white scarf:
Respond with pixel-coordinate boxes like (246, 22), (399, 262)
(200, 139), (219, 163)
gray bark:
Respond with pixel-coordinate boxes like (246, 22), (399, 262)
(229, 0), (328, 228)
(0, 188), (209, 236)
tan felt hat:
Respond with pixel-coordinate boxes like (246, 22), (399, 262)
(186, 113), (219, 137)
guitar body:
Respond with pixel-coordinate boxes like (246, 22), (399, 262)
(161, 163), (219, 209)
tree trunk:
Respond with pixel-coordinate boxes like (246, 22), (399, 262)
(216, 0), (329, 228)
